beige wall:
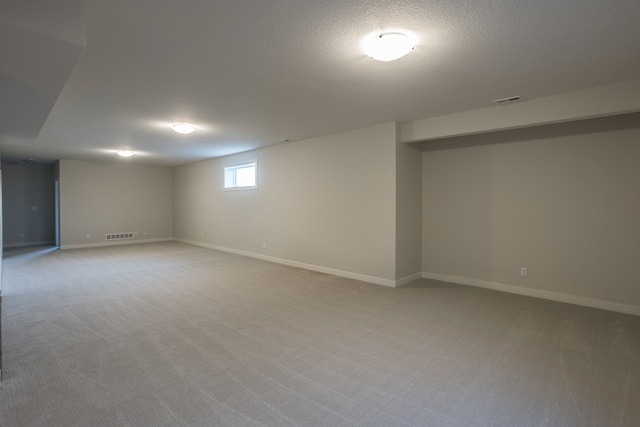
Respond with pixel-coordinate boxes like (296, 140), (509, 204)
(60, 159), (173, 248)
(174, 123), (398, 282)
(401, 79), (640, 143)
(0, 158), (3, 292)
(422, 113), (640, 308)
(395, 135), (422, 281)
(1, 162), (55, 247)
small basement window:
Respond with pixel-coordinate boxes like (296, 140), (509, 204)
(224, 160), (257, 190)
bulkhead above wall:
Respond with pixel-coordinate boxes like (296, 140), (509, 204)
(0, 0), (85, 143)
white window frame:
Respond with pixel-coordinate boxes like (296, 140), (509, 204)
(223, 159), (258, 191)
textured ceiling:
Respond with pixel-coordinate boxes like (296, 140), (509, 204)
(0, 0), (84, 148)
(1, 0), (640, 165)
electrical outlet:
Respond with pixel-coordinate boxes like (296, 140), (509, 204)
(262, 242), (266, 249)
(143, 230), (147, 235)
(20, 232), (24, 238)
(201, 233), (205, 238)
(520, 267), (527, 277)
(86, 234), (91, 239)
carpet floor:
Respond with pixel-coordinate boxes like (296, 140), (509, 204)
(0, 241), (639, 426)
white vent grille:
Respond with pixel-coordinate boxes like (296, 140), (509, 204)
(105, 232), (134, 241)
(493, 95), (521, 105)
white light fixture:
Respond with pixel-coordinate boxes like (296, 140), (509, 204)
(116, 150), (135, 157)
(363, 32), (415, 61)
(171, 123), (197, 134)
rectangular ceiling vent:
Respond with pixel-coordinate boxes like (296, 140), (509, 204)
(105, 232), (134, 241)
(493, 95), (522, 105)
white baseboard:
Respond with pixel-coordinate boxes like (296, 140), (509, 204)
(3, 240), (55, 249)
(422, 272), (640, 316)
(174, 238), (398, 287)
(60, 237), (173, 250)
(396, 272), (423, 287)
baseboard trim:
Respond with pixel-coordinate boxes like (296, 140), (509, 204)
(3, 240), (55, 249)
(175, 238), (397, 287)
(422, 272), (640, 316)
(396, 272), (423, 287)
(60, 238), (173, 250)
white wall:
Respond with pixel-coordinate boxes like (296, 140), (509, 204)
(60, 159), (173, 248)
(174, 123), (399, 284)
(421, 113), (640, 313)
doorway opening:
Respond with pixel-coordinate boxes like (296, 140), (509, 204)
(1, 158), (59, 251)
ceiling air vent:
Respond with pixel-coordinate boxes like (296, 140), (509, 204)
(493, 95), (521, 106)
(106, 232), (134, 241)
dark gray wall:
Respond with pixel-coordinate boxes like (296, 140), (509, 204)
(2, 162), (55, 247)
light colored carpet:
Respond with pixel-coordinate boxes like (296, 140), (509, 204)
(1, 241), (639, 426)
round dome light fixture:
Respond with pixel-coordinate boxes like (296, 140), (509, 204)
(363, 32), (415, 61)
(116, 150), (135, 157)
(171, 123), (197, 134)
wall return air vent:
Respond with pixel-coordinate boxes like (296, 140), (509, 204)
(106, 232), (134, 241)
(493, 95), (522, 105)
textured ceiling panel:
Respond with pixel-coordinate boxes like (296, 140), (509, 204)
(1, 0), (639, 164)
(0, 0), (84, 147)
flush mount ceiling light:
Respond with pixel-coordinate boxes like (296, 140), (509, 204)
(116, 150), (135, 157)
(171, 123), (197, 134)
(363, 32), (415, 61)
